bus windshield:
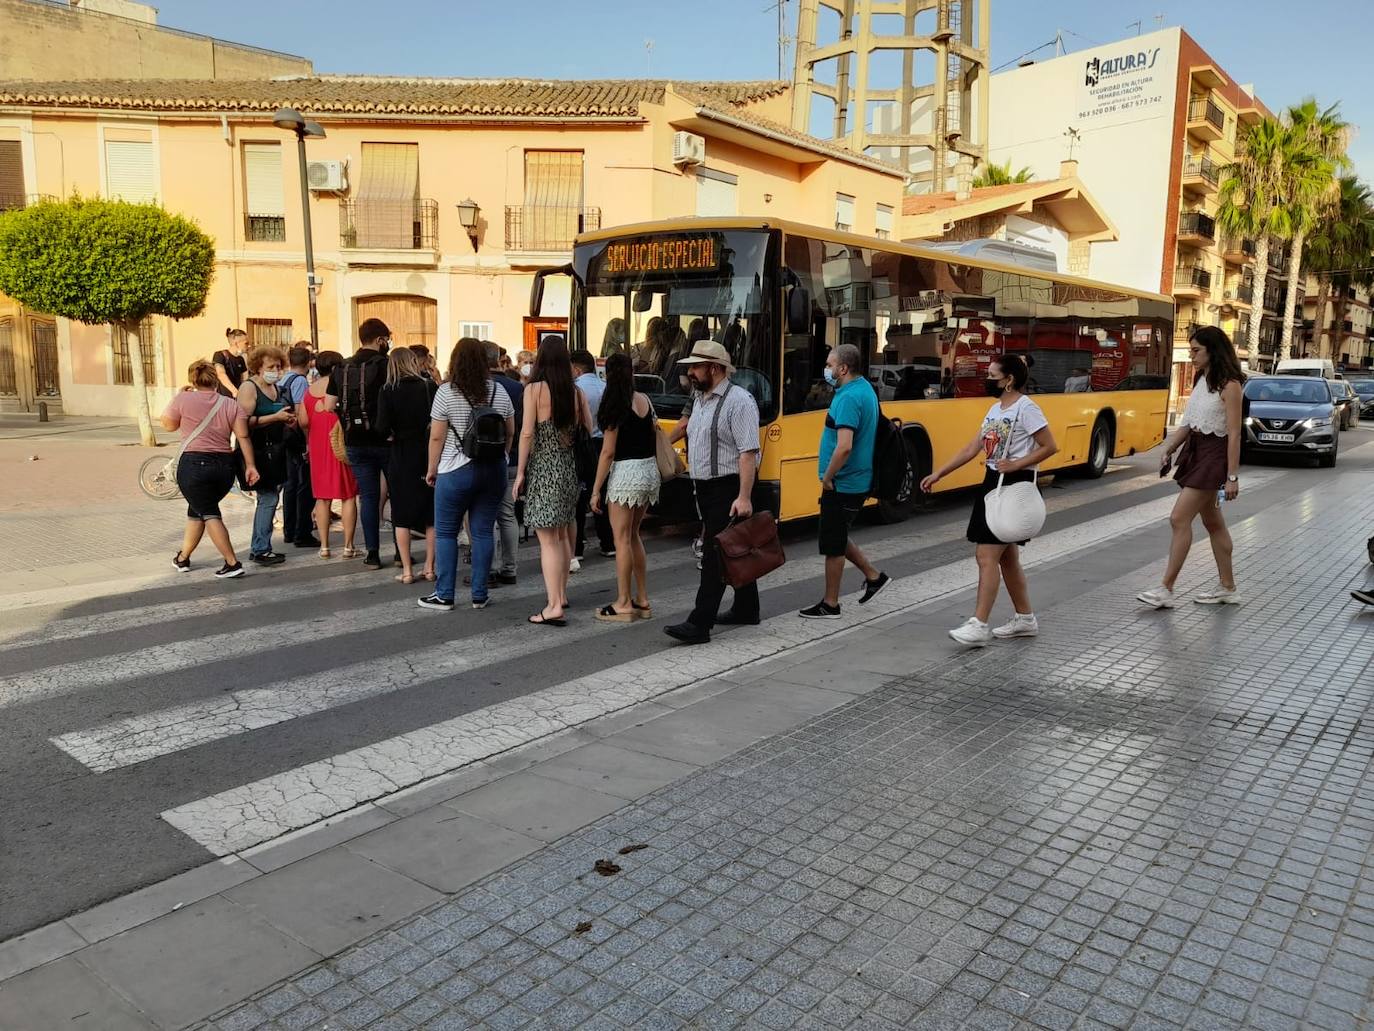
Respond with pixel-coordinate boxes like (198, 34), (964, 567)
(572, 229), (778, 421)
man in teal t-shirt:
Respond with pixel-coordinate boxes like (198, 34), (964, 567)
(801, 343), (890, 619)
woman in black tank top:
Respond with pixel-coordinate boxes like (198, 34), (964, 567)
(591, 353), (660, 621)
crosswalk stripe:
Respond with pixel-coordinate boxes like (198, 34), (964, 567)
(48, 468), (1199, 773)
(157, 480), (1263, 857)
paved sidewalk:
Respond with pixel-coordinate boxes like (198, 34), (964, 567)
(4, 461), (1371, 1030)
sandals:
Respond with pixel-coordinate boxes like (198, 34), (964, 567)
(318, 547), (331, 559)
(342, 546), (360, 559)
(423, 570), (436, 582)
(595, 604), (636, 623)
(528, 612), (568, 627)
(395, 573), (415, 585)
(632, 601), (652, 620)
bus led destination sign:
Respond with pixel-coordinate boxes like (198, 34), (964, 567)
(601, 235), (721, 276)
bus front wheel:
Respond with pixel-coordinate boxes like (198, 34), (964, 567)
(876, 435), (924, 524)
(1081, 419), (1112, 479)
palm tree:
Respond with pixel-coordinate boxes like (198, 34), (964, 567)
(1217, 117), (1328, 360)
(1304, 176), (1374, 362)
(972, 159), (1034, 188)
(1279, 100), (1349, 356)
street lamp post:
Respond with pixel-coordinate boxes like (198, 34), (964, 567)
(273, 107), (326, 349)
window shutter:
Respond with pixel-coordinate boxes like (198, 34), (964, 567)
(524, 151), (584, 249)
(0, 142), (23, 208)
(105, 140), (156, 202)
(875, 203), (894, 238)
(244, 143), (285, 216)
(357, 143), (419, 248)
(835, 193), (855, 230)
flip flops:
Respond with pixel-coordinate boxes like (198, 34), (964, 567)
(528, 612), (568, 627)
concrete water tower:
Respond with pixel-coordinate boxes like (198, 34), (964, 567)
(790, 0), (990, 193)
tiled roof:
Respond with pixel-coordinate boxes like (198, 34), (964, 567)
(902, 182), (1046, 216)
(0, 76), (788, 118)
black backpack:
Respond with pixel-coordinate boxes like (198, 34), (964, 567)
(869, 382), (913, 502)
(453, 382), (508, 464)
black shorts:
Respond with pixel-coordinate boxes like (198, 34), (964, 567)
(967, 466), (1035, 546)
(818, 489), (866, 557)
(177, 451), (236, 521)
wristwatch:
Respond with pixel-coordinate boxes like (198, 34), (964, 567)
(1226, 475), (1238, 482)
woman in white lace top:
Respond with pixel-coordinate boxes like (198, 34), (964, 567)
(1138, 326), (1244, 609)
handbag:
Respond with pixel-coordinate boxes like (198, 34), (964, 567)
(329, 420), (350, 465)
(983, 471), (1046, 543)
(650, 402), (684, 482)
(714, 511), (786, 588)
(573, 425), (600, 486)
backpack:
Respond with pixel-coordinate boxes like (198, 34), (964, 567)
(338, 359), (374, 440)
(452, 382), (507, 464)
(868, 382), (913, 502)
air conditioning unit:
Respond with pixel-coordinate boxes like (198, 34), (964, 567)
(672, 131), (706, 167)
(306, 159), (347, 192)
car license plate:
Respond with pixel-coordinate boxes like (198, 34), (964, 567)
(1259, 432), (1295, 443)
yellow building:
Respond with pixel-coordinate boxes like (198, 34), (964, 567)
(0, 76), (905, 416)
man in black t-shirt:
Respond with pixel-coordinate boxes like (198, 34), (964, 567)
(326, 317), (392, 568)
(213, 328), (249, 397)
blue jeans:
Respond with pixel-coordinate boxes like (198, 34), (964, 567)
(435, 461), (506, 603)
(251, 485), (281, 556)
(346, 444), (390, 553)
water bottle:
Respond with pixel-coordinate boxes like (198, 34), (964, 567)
(1216, 488), (1226, 506)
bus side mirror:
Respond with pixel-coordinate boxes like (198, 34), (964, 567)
(529, 264), (573, 317)
(787, 287), (811, 334)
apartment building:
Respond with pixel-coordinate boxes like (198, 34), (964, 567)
(0, 76), (904, 416)
(987, 27), (1277, 397)
(1303, 281), (1372, 370)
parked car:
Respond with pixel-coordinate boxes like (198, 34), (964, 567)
(1328, 379), (1360, 429)
(1348, 378), (1374, 419)
(1241, 376), (1339, 468)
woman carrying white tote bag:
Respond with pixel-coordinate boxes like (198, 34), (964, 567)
(920, 354), (1059, 648)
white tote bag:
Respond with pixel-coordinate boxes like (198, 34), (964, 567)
(982, 400), (1046, 543)
(983, 469), (1046, 543)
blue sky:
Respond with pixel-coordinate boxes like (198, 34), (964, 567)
(151, 0), (1371, 176)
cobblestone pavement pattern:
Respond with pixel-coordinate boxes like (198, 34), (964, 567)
(191, 482), (1374, 1029)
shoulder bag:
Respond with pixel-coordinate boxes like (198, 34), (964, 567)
(329, 365), (352, 465)
(715, 511), (785, 588)
(650, 400), (684, 482)
(982, 401), (1046, 543)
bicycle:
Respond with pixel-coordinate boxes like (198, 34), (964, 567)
(138, 449), (182, 500)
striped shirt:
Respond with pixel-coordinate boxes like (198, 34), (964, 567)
(685, 377), (760, 480)
(430, 380), (514, 475)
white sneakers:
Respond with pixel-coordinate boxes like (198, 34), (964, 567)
(1194, 586), (1241, 605)
(948, 618), (993, 647)
(993, 613), (1039, 638)
(950, 613), (1039, 647)
(1136, 587), (1176, 609)
(1137, 585), (1241, 608)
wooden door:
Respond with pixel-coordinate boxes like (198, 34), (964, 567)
(354, 295), (436, 352)
(523, 317), (567, 352)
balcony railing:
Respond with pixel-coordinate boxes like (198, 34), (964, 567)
(339, 198), (438, 250)
(1177, 211), (1216, 240)
(245, 213), (286, 243)
(1175, 266), (1212, 291)
(1234, 283), (1254, 304)
(1182, 154), (1220, 185)
(0, 192), (58, 212)
(505, 206), (601, 252)
(1188, 96), (1225, 133)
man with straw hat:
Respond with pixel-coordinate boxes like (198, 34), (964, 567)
(664, 340), (761, 645)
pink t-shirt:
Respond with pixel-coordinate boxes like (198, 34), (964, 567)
(163, 390), (239, 453)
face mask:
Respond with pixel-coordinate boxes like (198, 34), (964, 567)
(985, 378), (1006, 398)
(823, 368), (838, 387)
(263, 370), (281, 385)
(520, 364), (533, 378)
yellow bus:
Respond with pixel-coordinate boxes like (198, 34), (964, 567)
(532, 217), (1173, 524)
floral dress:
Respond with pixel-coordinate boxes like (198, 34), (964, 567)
(524, 420), (578, 529)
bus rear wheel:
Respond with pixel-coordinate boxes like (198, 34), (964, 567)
(876, 436), (923, 524)
(1081, 419), (1111, 479)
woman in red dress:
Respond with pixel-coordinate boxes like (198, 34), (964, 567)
(297, 351), (359, 558)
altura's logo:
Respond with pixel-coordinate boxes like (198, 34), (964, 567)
(1084, 47), (1161, 86)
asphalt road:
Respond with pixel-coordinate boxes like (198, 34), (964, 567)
(1, 440), (1364, 941)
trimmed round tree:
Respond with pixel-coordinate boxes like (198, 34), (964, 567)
(0, 197), (215, 446)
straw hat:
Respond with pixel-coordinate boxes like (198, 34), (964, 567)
(675, 340), (735, 374)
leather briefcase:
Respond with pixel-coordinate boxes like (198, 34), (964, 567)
(715, 512), (785, 588)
